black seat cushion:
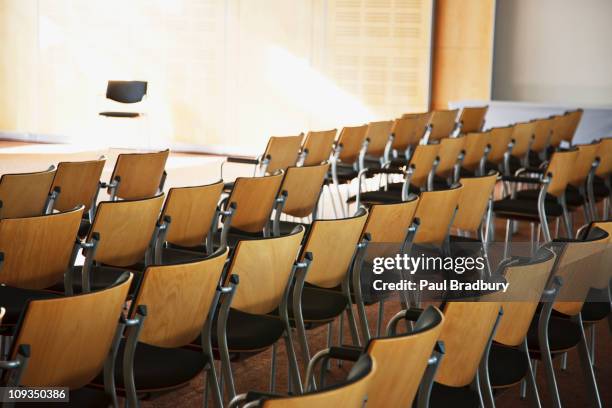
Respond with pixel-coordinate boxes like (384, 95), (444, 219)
(592, 177), (611, 199)
(159, 246), (208, 264)
(515, 187), (584, 208)
(488, 344), (529, 388)
(47, 265), (141, 295)
(99, 111), (140, 118)
(78, 218), (92, 239)
(14, 387), (112, 408)
(287, 287), (347, 323)
(329, 164), (358, 183)
(0, 286), (61, 326)
(581, 301), (610, 323)
(427, 382), (479, 408)
(526, 315), (581, 356)
(92, 340), (207, 391)
(212, 309), (285, 352)
(493, 195), (564, 220)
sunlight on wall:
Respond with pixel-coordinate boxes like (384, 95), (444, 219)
(0, 0), (433, 153)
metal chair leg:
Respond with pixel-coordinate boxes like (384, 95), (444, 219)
(589, 324), (596, 366)
(522, 340), (542, 408)
(338, 313), (344, 368)
(538, 308), (562, 408)
(376, 299), (385, 337)
(269, 343), (277, 392)
(560, 352), (568, 370)
(504, 219), (512, 259)
(572, 314), (602, 407)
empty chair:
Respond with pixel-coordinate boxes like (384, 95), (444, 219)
(306, 305), (445, 408)
(414, 184), (463, 247)
(301, 129), (336, 166)
(564, 142), (601, 221)
(99, 80), (148, 118)
(529, 117), (554, 167)
(457, 106), (488, 134)
(426, 109), (459, 143)
(106, 149), (169, 201)
(451, 173), (498, 243)
(156, 181), (224, 263)
(562, 109), (583, 144)
(460, 131), (490, 177)
(505, 121), (536, 175)
(363, 120), (394, 167)
(485, 126), (513, 175)
(0, 167), (55, 219)
(229, 354), (375, 408)
(391, 112), (431, 166)
(94, 249), (229, 407)
(0, 272), (132, 406)
(433, 137), (466, 188)
(59, 195), (165, 294)
(593, 138), (612, 220)
(49, 157), (106, 236)
(214, 227), (306, 399)
(0, 207), (84, 326)
(480, 248), (556, 407)
(216, 172), (284, 245)
(526, 227), (609, 408)
(276, 163), (329, 234)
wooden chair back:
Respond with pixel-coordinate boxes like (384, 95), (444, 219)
(227, 173), (284, 233)
(365, 120), (394, 157)
(545, 149), (579, 197)
(0, 168), (55, 219)
(88, 195), (164, 266)
(510, 122), (536, 159)
(0, 307), (4, 325)
(490, 249), (556, 346)
(414, 185), (463, 245)
(302, 129), (336, 166)
(462, 132), (489, 172)
(160, 181), (223, 247)
(453, 173), (497, 233)
(589, 221), (612, 290)
(391, 115), (428, 152)
(263, 135), (304, 174)
(281, 163), (329, 218)
(364, 197), (419, 243)
(132, 249), (229, 348)
(531, 117), (554, 154)
(458, 106), (488, 134)
(301, 211), (368, 288)
(553, 228), (610, 316)
(486, 126), (514, 165)
(229, 227), (304, 315)
(51, 158), (105, 212)
(110, 149), (169, 200)
(262, 355), (375, 408)
(435, 137), (466, 178)
(427, 109), (459, 142)
(595, 138), (612, 177)
(0, 207), (84, 289)
(337, 125), (369, 164)
(11, 274), (132, 389)
(409, 144), (440, 188)
(436, 300), (501, 387)
(365, 306), (444, 407)
(568, 143), (600, 187)
(563, 109), (583, 143)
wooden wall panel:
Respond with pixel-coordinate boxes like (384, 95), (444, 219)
(431, 0), (495, 109)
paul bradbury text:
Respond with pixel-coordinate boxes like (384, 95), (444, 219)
(372, 279), (509, 293)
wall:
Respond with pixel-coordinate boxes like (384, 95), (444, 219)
(493, 0), (612, 106)
(0, 0), (433, 153)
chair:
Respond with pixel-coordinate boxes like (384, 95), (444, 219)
(494, 149), (579, 252)
(549, 110), (582, 150)
(564, 142), (601, 222)
(562, 109), (583, 144)
(305, 306), (445, 408)
(0, 272), (132, 407)
(276, 163), (329, 234)
(301, 129), (336, 166)
(593, 138), (612, 219)
(49, 158), (106, 236)
(229, 354), (375, 408)
(329, 125), (369, 216)
(529, 117), (554, 167)
(0, 167), (55, 219)
(426, 109), (459, 143)
(0, 207), (84, 326)
(485, 126), (513, 175)
(280, 210), (369, 375)
(95, 249), (229, 407)
(59, 195), (165, 294)
(391, 112), (431, 165)
(526, 226), (609, 408)
(458, 131), (490, 177)
(457, 106), (488, 134)
(451, 173), (498, 243)
(505, 121), (536, 175)
(363, 120), (394, 167)
(414, 184), (463, 248)
(352, 144), (440, 206)
(479, 248), (557, 407)
(215, 227), (306, 399)
(99, 80), (148, 118)
(106, 149), (169, 201)
(426, 300), (502, 407)
(156, 181), (225, 263)
(217, 173), (284, 245)
(433, 137), (467, 188)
